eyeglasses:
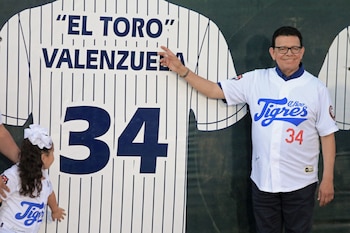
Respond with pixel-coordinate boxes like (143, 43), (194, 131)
(274, 46), (302, 54)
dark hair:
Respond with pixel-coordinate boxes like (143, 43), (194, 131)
(271, 26), (303, 47)
(18, 139), (50, 198)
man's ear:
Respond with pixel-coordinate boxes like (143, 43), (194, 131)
(300, 46), (305, 58)
(269, 47), (276, 61)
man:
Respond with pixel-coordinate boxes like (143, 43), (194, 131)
(0, 110), (20, 197)
(159, 26), (338, 233)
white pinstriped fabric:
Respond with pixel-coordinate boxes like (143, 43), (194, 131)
(319, 26), (350, 130)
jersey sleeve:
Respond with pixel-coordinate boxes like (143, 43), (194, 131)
(0, 11), (33, 126)
(0, 165), (19, 200)
(316, 83), (339, 136)
(184, 13), (247, 131)
(219, 70), (255, 106)
(42, 169), (53, 195)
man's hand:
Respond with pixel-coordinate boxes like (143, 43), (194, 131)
(318, 179), (334, 207)
(158, 46), (188, 76)
(319, 134), (336, 207)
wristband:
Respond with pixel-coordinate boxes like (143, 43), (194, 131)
(180, 68), (190, 78)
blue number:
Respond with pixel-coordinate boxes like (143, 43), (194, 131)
(61, 106), (110, 174)
(117, 108), (168, 173)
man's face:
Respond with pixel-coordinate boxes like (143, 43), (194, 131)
(269, 35), (305, 77)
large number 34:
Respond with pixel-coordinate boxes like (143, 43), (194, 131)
(61, 106), (168, 175)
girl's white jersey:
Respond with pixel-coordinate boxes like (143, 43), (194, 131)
(0, 166), (52, 233)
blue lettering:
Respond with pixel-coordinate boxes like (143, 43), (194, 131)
(254, 98), (308, 126)
(118, 108), (168, 173)
(100, 50), (115, 69)
(67, 15), (92, 36)
(15, 201), (45, 226)
(100, 16), (113, 36)
(132, 18), (145, 37)
(117, 50), (129, 70)
(146, 19), (162, 38)
(130, 51), (144, 70)
(99, 16), (162, 38)
(61, 106), (110, 174)
(74, 49), (85, 69)
(42, 48), (185, 71)
(68, 15), (80, 35)
(61, 107), (168, 174)
(114, 17), (130, 37)
(81, 16), (93, 35)
(57, 49), (73, 68)
(146, 51), (158, 70)
(42, 48), (58, 68)
(86, 49), (99, 69)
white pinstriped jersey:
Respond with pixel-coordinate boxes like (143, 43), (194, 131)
(318, 26), (350, 130)
(220, 67), (338, 193)
(0, 0), (246, 232)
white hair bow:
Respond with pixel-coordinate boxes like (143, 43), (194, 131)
(24, 124), (53, 149)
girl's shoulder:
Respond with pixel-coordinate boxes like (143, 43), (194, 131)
(2, 164), (19, 177)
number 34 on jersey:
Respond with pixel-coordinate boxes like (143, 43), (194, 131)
(60, 105), (168, 175)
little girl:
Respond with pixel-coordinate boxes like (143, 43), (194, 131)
(0, 124), (65, 232)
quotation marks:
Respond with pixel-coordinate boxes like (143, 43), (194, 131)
(165, 19), (175, 31)
(165, 19), (175, 25)
(57, 15), (67, 21)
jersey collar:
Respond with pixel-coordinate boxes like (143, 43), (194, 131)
(275, 63), (304, 81)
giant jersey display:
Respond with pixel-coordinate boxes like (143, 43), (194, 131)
(318, 26), (350, 130)
(0, 0), (246, 232)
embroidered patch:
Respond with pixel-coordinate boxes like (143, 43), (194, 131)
(329, 105), (336, 120)
(236, 74), (243, 80)
(304, 166), (314, 173)
(230, 74), (243, 80)
(0, 175), (8, 185)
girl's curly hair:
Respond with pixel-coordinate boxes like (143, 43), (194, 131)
(18, 139), (50, 198)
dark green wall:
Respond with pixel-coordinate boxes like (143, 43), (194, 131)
(170, 0), (350, 76)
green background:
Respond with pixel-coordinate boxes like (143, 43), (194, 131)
(1, 1), (349, 232)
